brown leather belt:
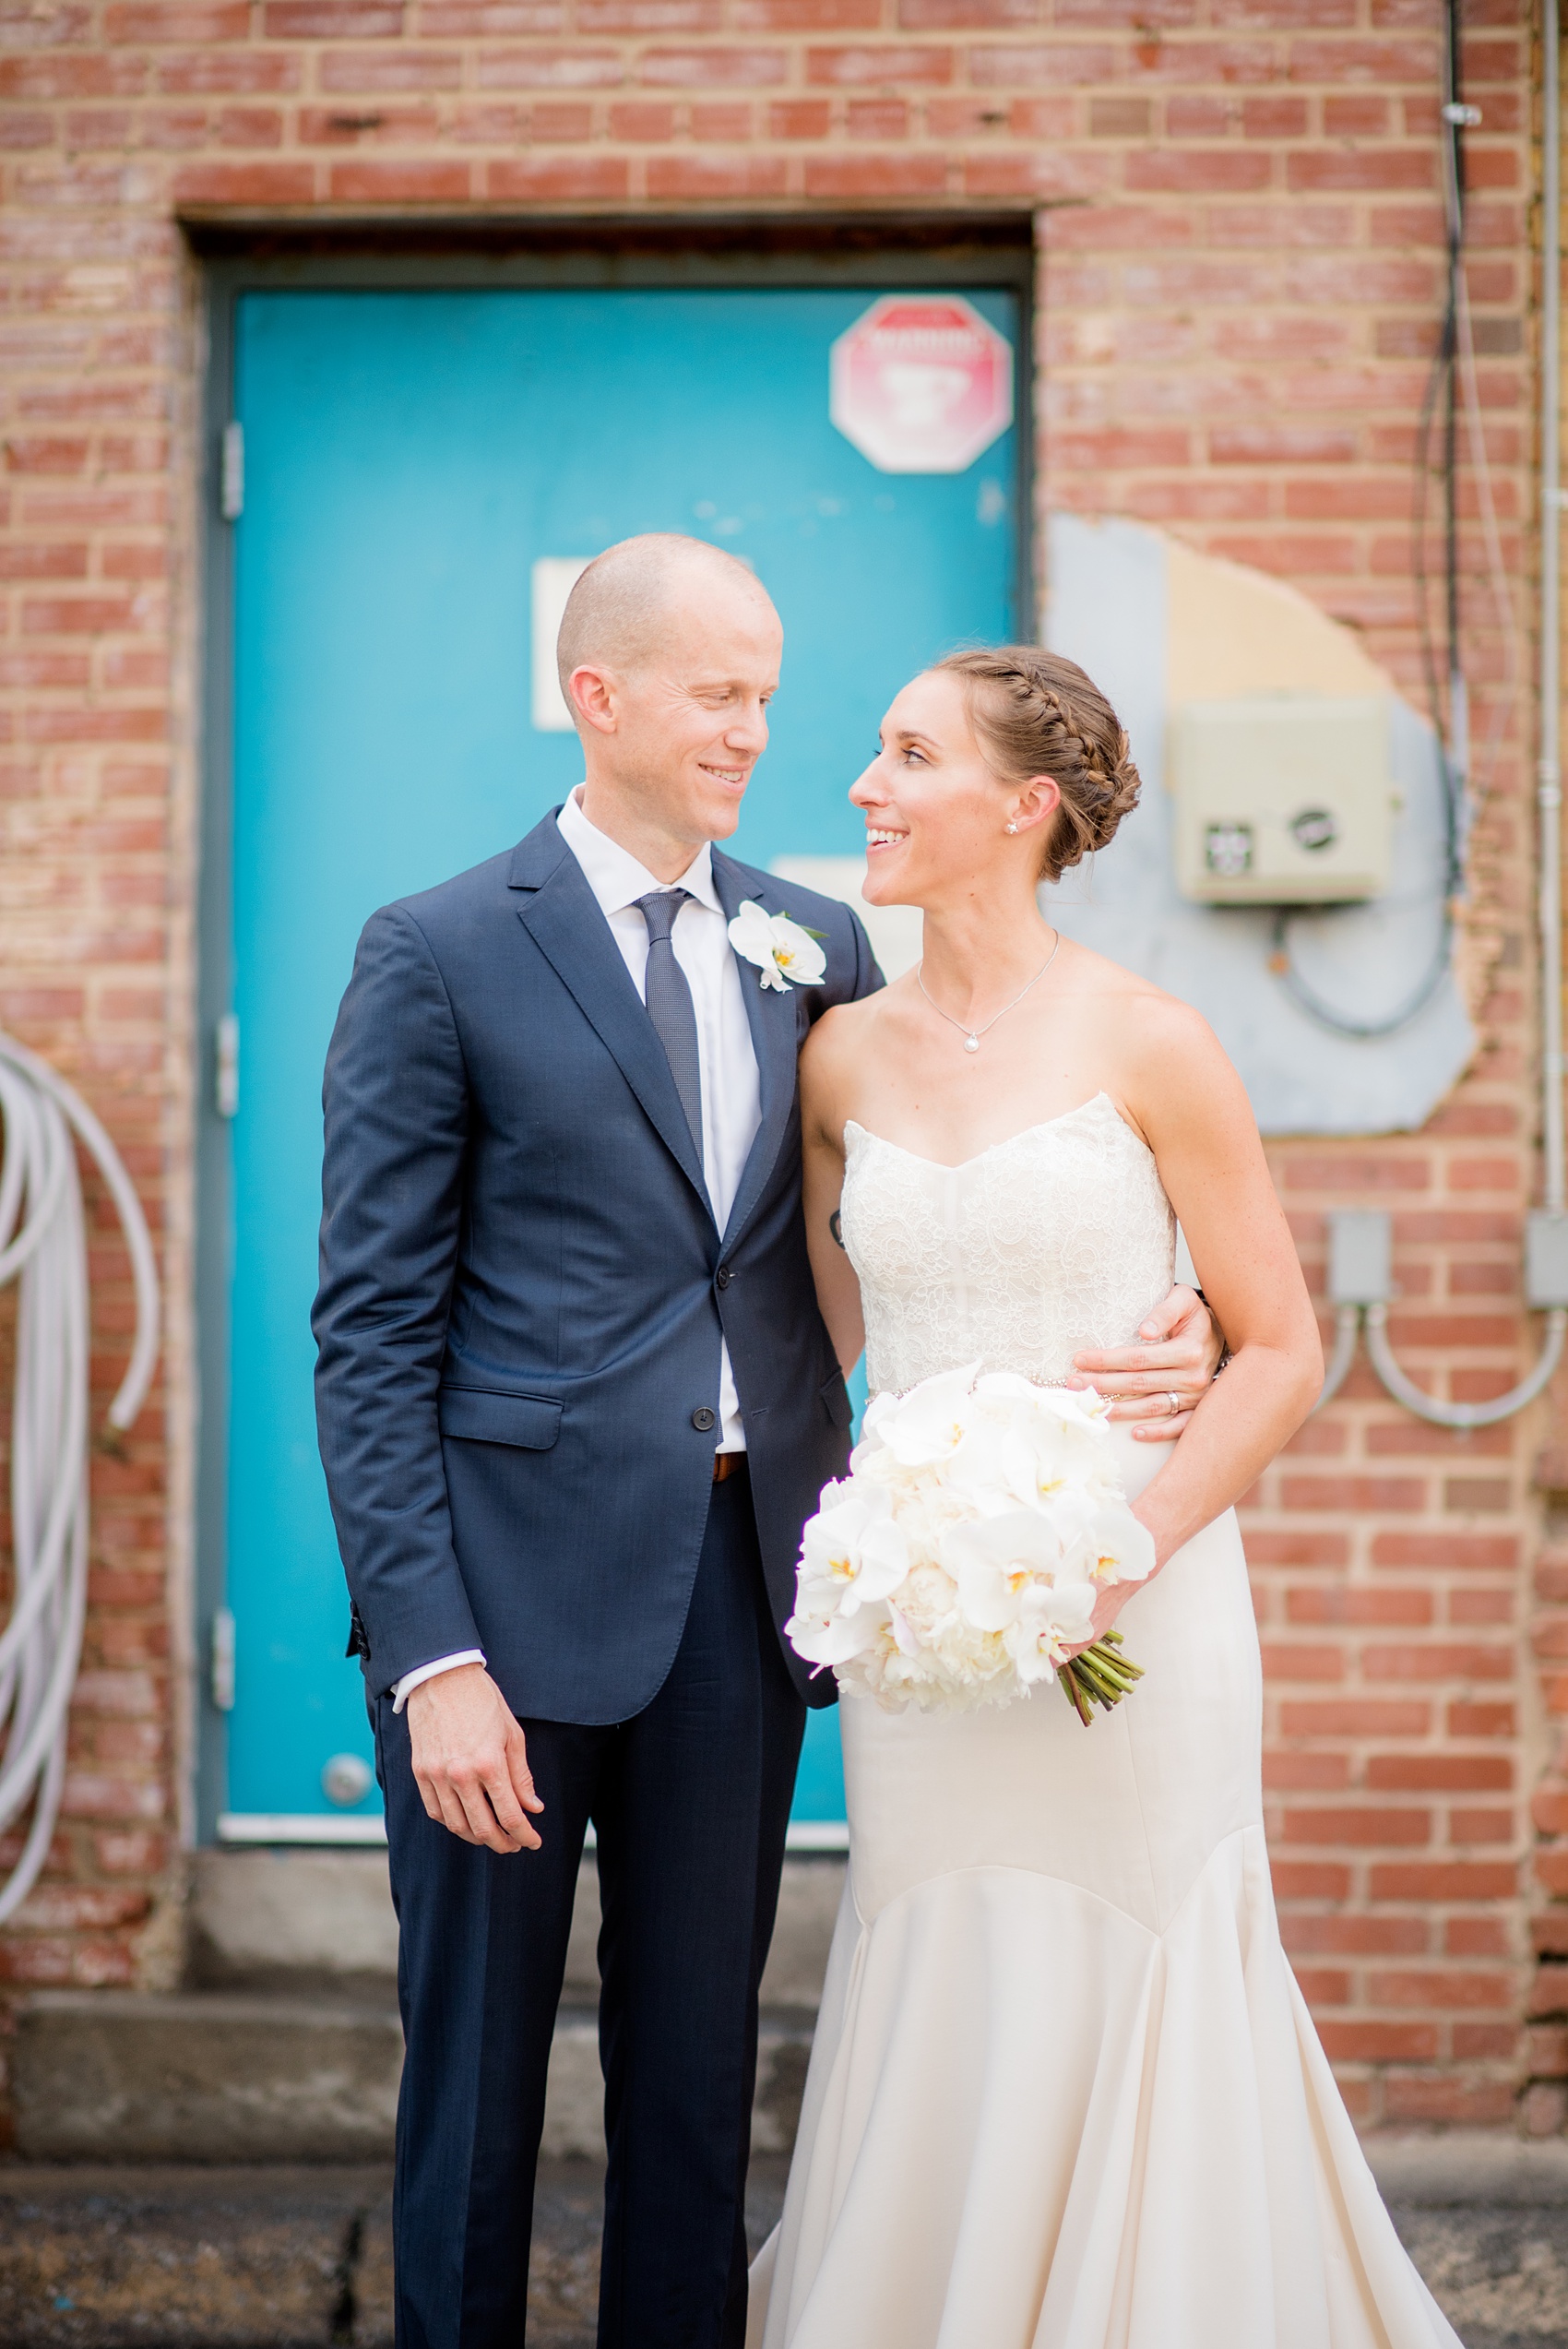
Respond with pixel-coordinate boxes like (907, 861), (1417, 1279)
(712, 1452), (747, 1485)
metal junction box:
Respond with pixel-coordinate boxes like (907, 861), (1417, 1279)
(1169, 694), (1397, 907)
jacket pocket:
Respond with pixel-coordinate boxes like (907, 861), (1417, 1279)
(437, 1386), (564, 1450)
(818, 1368), (854, 1431)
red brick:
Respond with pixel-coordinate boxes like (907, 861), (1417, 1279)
(0, 543), (87, 579)
(1125, 149), (1271, 193)
(736, 0), (879, 20)
(576, 0), (716, 19)
(1281, 1807), (1430, 1847)
(691, 101), (754, 137)
(327, 159), (470, 199)
(1280, 1478), (1427, 1514)
(263, 0), (404, 28)
(967, 40), (1115, 83)
(1371, 1863), (1519, 1902)
(1286, 1588), (1431, 1627)
(1372, 1756), (1513, 1792)
(1284, 1914), (1429, 1957)
(319, 47), (464, 87)
(1317, 2021), (1440, 2062)
(1450, 1806), (1515, 1845)
(640, 45), (789, 82)
(171, 161), (316, 202)
(1374, 1534), (1517, 1571)
(1273, 1863), (1351, 1900)
(476, 45), (622, 84)
(646, 153), (788, 196)
(485, 156), (629, 198)
(608, 101), (676, 137)
(767, 98), (830, 135)
(5, 439), (89, 476)
(898, 0), (1032, 21)
(805, 42), (951, 79)
(1278, 1701), (1431, 1737)
(102, 0), (248, 34)
(1282, 1154), (1430, 1191)
(1259, 1643), (1344, 1683)
(1243, 1532), (1349, 1567)
(1454, 2022), (1521, 2060)
(803, 151), (947, 194)
(1384, 2078), (1517, 2128)
(156, 53), (300, 89)
(837, 95), (900, 133)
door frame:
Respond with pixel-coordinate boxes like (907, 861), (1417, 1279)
(192, 217), (1037, 1843)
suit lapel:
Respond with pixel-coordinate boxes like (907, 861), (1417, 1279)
(509, 817), (714, 1220)
(712, 851), (802, 1249)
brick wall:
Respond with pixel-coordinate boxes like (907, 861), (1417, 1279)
(0, 0), (1554, 2133)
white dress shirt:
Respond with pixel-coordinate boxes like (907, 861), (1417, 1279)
(393, 790), (764, 1711)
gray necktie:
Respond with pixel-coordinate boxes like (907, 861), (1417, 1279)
(636, 890), (704, 1156)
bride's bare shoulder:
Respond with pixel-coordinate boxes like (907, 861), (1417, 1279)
(1062, 939), (1230, 1081)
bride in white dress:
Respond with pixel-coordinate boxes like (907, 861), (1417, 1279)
(748, 647), (1462, 2349)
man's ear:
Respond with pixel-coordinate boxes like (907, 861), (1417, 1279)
(568, 663), (618, 736)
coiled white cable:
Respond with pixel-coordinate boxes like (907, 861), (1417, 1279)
(0, 1031), (159, 1926)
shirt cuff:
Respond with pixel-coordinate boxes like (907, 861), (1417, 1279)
(392, 1649), (487, 1714)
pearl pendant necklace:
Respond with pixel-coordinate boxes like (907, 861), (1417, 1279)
(917, 931), (1062, 1054)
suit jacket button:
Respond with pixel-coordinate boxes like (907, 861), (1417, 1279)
(691, 1406), (717, 1432)
(716, 1266), (731, 1290)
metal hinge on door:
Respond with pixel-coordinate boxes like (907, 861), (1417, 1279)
(220, 422), (244, 521)
(215, 1012), (239, 1118)
(211, 1607), (236, 1712)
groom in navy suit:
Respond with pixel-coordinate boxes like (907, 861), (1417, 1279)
(314, 534), (1216, 2348)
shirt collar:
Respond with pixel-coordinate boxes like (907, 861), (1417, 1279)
(557, 787), (722, 920)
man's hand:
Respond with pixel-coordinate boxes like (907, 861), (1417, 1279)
(1066, 1282), (1225, 1442)
(405, 1663), (544, 1854)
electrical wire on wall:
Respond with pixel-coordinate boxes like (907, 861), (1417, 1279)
(1270, 0), (1479, 1043)
(1312, 0), (1567, 1422)
(0, 1031), (159, 1926)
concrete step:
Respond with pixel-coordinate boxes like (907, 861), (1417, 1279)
(0, 2147), (1563, 2349)
(15, 1850), (841, 2164)
(12, 1991), (814, 2164)
(190, 1847), (845, 2009)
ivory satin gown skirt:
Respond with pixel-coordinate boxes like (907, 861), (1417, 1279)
(748, 1105), (1460, 2349)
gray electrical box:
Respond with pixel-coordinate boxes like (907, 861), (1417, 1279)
(1526, 1210), (1568, 1308)
(1169, 694), (1398, 907)
(1326, 1208), (1396, 1306)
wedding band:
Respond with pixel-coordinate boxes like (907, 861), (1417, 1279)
(1167, 1391), (1181, 1416)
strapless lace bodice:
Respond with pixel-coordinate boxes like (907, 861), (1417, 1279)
(839, 1091), (1175, 1395)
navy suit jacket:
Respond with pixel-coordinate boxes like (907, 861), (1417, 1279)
(312, 812), (884, 1722)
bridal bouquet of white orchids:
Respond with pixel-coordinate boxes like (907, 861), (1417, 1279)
(786, 1364), (1155, 1722)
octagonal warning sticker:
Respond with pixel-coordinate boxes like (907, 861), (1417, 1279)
(829, 294), (1015, 475)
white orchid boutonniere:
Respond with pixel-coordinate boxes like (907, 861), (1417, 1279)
(728, 900), (828, 993)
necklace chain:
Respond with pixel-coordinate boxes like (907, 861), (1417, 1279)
(917, 932), (1062, 1053)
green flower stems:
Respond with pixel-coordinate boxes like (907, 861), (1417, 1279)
(1058, 1628), (1144, 1727)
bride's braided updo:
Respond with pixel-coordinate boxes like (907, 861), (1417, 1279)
(934, 645), (1142, 882)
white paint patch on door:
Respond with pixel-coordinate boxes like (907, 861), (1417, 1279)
(531, 556), (594, 732)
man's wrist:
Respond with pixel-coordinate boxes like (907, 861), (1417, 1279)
(392, 1650), (487, 1714)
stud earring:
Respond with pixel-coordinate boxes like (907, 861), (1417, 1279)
(1004, 822), (1018, 834)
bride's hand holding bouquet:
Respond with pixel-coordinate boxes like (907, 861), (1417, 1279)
(786, 1359), (1158, 1724)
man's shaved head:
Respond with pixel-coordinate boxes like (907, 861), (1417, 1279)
(556, 532), (776, 700)
(558, 530), (783, 879)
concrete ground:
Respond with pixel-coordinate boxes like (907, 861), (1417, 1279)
(0, 2146), (1566, 2345)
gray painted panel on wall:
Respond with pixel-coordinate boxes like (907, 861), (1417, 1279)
(1040, 513), (1474, 1138)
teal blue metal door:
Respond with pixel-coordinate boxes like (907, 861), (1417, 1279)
(220, 283), (1019, 1834)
